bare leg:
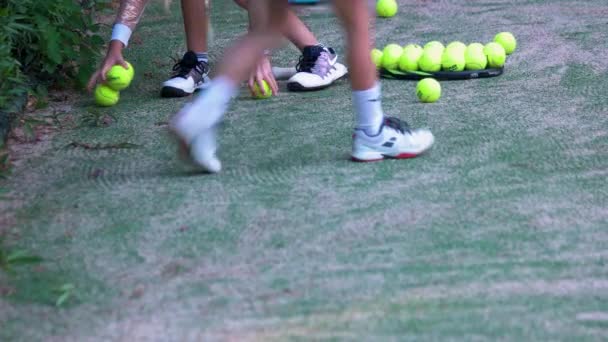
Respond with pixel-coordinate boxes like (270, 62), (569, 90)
(181, 0), (208, 52)
(332, 0), (375, 90)
(216, 1), (289, 82)
(234, 0), (317, 50)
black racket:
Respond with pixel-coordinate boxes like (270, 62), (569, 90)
(379, 67), (504, 80)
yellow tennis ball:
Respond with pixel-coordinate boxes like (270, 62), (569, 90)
(381, 44), (403, 70)
(252, 80), (272, 99)
(94, 84), (119, 107)
(106, 62), (134, 91)
(441, 47), (466, 71)
(376, 0), (398, 18)
(416, 78), (441, 103)
(398, 44), (423, 71)
(418, 49), (442, 72)
(446, 41), (467, 53)
(494, 32), (517, 54)
(484, 42), (506, 68)
(423, 41), (445, 54)
(371, 48), (383, 68)
(465, 43), (487, 70)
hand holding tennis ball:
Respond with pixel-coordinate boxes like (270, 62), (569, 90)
(494, 32), (517, 54)
(106, 62), (135, 91)
(94, 84), (120, 107)
(377, 0), (398, 18)
(252, 80), (273, 99)
(416, 78), (441, 103)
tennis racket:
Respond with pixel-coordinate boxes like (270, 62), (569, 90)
(379, 67), (504, 81)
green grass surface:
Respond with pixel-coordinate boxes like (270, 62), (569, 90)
(1, 0), (608, 340)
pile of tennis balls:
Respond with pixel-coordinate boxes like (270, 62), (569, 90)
(371, 32), (517, 103)
(94, 62), (135, 107)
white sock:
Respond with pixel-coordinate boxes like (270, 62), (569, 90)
(353, 82), (384, 136)
(195, 52), (209, 64)
(173, 76), (237, 142)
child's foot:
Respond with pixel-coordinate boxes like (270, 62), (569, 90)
(351, 117), (434, 162)
(170, 104), (221, 173)
(161, 51), (210, 98)
(287, 45), (348, 91)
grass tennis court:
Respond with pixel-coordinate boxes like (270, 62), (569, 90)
(1, 0), (607, 340)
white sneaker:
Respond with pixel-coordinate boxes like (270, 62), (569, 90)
(161, 51), (210, 98)
(170, 104), (222, 173)
(287, 45), (348, 91)
(352, 117), (435, 162)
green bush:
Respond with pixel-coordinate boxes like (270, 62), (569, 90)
(0, 0), (110, 113)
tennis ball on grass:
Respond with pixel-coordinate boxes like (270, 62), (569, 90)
(371, 48), (383, 68)
(381, 44), (403, 70)
(418, 49), (442, 72)
(399, 44), (423, 71)
(94, 84), (119, 107)
(106, 62), (134, 91)
(441, 47), (466, 71)
(252, 80), (272, 99)
(494, 32), (517, 54)
(377, 0), (398, 18)
(416, 78), (441, 103)
(484, 42), (506, 68)
(465, 43), (487, 70)
(446, 41), (467, 53)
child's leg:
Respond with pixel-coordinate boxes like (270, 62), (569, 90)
(181, 0), (208, 54)
(333, 0), (382, 135)
(171, 0), (289, 172)
(235, 0), (318, 49)
(333, 0), (434, 161)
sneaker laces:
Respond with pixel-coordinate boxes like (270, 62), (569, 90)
(296, 46), (334, 77)
(383, 116), (412, 134)
(171, 54), (208, 79)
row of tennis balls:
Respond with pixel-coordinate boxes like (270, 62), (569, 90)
(372, 32), (517, 72)
(94, 62), (135, 107)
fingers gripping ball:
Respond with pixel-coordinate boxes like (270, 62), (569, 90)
(252, 80), (272, 99)
(416, 78), (441, 103)
(377, 0), (398, 18)
(465, 43), (487, 70)
(494, 32), (517, 55)
(381, 44), (403, 70)
(95, 84), (120, 107)
(441, 47), (466, 71)
(484, 42), (506, 68)
(399, 44), (423, 72)
(106, 62), (134, 91)
(371, 48), (383, 68)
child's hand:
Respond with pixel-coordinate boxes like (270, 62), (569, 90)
(87, 41), (130, 92)
(248, 56), (279, 96)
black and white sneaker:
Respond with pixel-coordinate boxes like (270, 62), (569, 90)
(287, 45), (348, 91)
(161, 51), (211, 98)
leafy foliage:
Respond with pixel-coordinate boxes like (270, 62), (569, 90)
(0, 0), (111, 114)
